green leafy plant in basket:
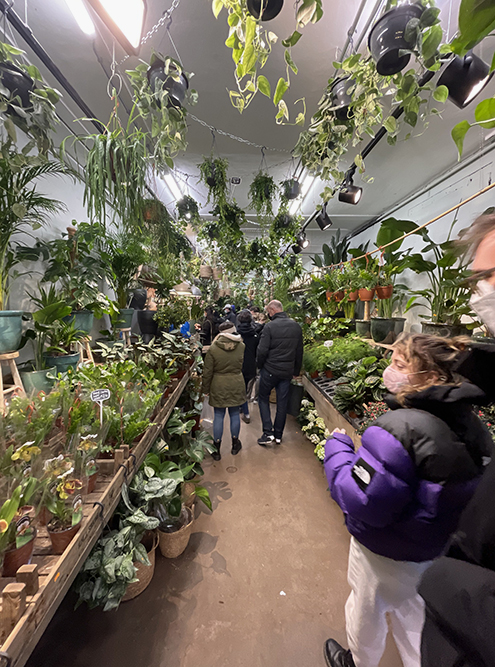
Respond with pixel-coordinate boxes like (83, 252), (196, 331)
(248, 171), (278, 221)
(198, 156), (229, 207)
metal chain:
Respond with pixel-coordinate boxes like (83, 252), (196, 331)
(189, 113), (292, 153)
(118, 0), (182, 65)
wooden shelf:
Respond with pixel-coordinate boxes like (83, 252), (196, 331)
(0, 365), (195, 667)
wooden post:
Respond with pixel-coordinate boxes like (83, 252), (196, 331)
(2, 583), (27, 634)
(121, 445), (130, 459)
(364, 301), (371, 321)
(16, 564), (39, 596)
(113, 448), (125, 475)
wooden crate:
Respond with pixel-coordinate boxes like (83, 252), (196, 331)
(0, 366), (194, 667)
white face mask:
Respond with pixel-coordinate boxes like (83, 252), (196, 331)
(470, 280), (495, 335)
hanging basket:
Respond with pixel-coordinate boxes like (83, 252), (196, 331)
(376, 284), (394, 299)
(283, 179), (300, 200)
(200, 265), (213, 279)
(122, 532), (158, 601)
(358, 288), (375, 302)
(347, 290), (359, 302)
(246, 0), (284, 21)
(0, 63), (34, 112)
(212, 267), (223, 281)
(330, 77), (355, 122)
(147, 59), (189, 108)
(368, 4), (423, 75)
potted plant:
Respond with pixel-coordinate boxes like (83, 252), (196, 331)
(357, 269), (377, 301)
(0, 157), (67, 353)
(1, 480), (38, 577)
(281, 178), (300, 200)
(176, 195), (201, 226)
(105, 232), (147, 329)
(42, 318), (86, 374)
(248, 171), (278, 221)
(198, 156), (229, 207)
(246, 0), (284, 20)
(146, 55), (189, 108)
(330, 76), (355, 121)
(368, 3), (424, 75)
(44, 484), (83, 555)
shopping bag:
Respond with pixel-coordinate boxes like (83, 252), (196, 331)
(201, 395), (214, 427)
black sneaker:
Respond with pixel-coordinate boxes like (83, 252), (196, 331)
(212, 439), (221, 461)
(324, 639), (355, 667)
(257, 433), (274, 446)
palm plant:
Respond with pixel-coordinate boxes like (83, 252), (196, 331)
(0, 158), (67, 310)
(105, 232), (148, 309)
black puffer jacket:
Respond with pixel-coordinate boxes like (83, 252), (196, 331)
(256, 311), (303, 379)
(237, 320), (260, 382)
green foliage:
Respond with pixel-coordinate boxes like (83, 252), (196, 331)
(248, 171), (277, 222)
(176, 195), (201, 226)
(312, 230), (350, 267)
(105, 232), (148, 309)
(333, 356), (389, 416)
(154, 297), (190, 331)
(303, 336), (376, 377)
(198, 156), (229, 207)
(449, 0), (495, 56)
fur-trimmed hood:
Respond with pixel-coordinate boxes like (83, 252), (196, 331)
(215, 332), (242, 351)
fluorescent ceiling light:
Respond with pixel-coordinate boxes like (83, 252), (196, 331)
(289, 198), (301, 215)
(289, 172), (315, 214)
(66, 0), (95, 35)
(85, 0), (146, 54)
(164, 173), (183, 201)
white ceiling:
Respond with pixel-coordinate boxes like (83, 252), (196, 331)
(4, 0), (495, 252)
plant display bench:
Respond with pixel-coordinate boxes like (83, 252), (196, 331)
(0, 365), (195, 667)
(302, 374), (361, 450)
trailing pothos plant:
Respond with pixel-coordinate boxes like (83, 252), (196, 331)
(248, 170), (277, 221)
(126, 52), (197, 170)
(198, 155), (229, 207)
(212, 0), (322, 123)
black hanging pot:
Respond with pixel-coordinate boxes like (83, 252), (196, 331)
(247, 0), (284, 21)
(368, 3), (423, 75)
(206, 165), (217, 188)
(330, 77), (355, 121)
(0, 63), (34, 111)
(137, 310), (159, 342)
(283, 179), (300, 200)
(147, 58), (189, 109)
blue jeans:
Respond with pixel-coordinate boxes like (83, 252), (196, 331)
(258, 369), (291, 439)
(213, 406), (241, 441)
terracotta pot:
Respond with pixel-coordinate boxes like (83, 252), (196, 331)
(310, 371), (319, 379)
(347, 290), (359, 302)
(376, 284), (394, 299)
(48, 520), (81, 555)
(325, 370), (334, 379)
(333, 290), (345, 302)
(3, 530), (37, 577)
(358, 288), (375, 302)
(348, 410), (358, 420)
(326, 291), (334, 302)
(158, 507), (194, 559)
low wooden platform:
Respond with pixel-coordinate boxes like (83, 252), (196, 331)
(0, 365), (195, 667)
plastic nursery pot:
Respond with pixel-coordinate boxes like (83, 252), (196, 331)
(63, 310), (94, 335)
(375, 284), (394, 300)
(147, 58), (189, 108)
(333, 290), (345, 302)
(0, 310), (24, 354)
(123, 532), (158, 601)
(3, 529), (37, 578)
(310, 371), (319, 379)
(368, 3), (423, 75)
(358, 288), (375, 302)
(392, 317), (406, 336)
(20, 367), (56, 395)
(421, 322), (473, 338)
(118, 308), (134, 329)
(325, 370), (334, 379)
(158, 507), (194, 559)
(355, 319), (371, 338)
(43, 353), (80, 375)
(86, 468), (99, 495)
(137, 309), (159, 339)
(246, 0), (284, 21)
(371, 317), (397, 344)
(48, 519), (81, 555)
(36, 506), (52, 527)
(347, 290), (359, 302)
(330, 77), (355, 122)
(0, 63), (34, 110)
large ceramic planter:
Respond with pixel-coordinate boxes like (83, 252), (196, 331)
(158, 507), (194, 559)
(358, 288), (375, 302)
(331, 76), (355, 121)
(368, 4), (423, 75)
(48, 520), (81, 555)
(43, 353), (80, 374)
(371, 317), (396, 343)
(64, 310), (94, 334)
(376, 284), (394, 300)
(137, 310), (159, 341)
(421, 322), (473, 338)
(247, 0), (283, 21)
(147, 58), (189, 108)
(392, 317), (406, 336)
(3, 530), (36, 577)
(356, 319), (371, 338)
(0, 310), (23, 353)
(118, 308), (134, 329)
(20, 367), (56, 394)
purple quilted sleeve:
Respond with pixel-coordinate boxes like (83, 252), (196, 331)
(324, 428), (415, 529)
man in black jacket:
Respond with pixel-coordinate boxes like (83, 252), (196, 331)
(256, 300), (303, 446)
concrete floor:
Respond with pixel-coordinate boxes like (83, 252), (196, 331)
(27, 408), (401, 667)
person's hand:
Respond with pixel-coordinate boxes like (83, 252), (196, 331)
(332, 428), (347, 435)
(195, 323), (201, 331)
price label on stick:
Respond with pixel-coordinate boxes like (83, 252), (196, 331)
(91, 389), (111, 427)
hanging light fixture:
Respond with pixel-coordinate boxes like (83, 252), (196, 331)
(66, 0), (96, 35)
(339, 171), (362, 205)
(84, 0), (146, 55)
(438, 53), (494, 109)
(291, 243), (303, 254)
(297, 232), (310, 249)
(315, 204), (333, 231)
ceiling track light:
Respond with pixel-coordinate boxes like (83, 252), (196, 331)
(296, 232), (310, 249)
(438, 52), (494, 109)
(315, 203), (333, 231)
(66, 0), (96, 35)
(339, 171), (363, 205)
(84, 0), (146, 55)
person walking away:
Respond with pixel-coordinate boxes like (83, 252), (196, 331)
(201, 321), (246, 461)
(418, 212), (495, 667)
(197, 306), (220, 349)
(256, 300), (303, 446)
(322, 333), (491, 667)
(236, 309), (260, 423)
(223, 304), (236, 325)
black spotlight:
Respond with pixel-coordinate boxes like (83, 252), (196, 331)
(292, 243), (303, 254)
(315, 204), (333, 231)
(298, 233), (310, 249)
(438, 53), (494, 109)
(339, 172), (363, 205)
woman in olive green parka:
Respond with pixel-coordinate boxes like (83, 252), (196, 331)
(202, 321), (246, 460)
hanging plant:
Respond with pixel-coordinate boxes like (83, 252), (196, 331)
(126, 52), (198, 171)
(176, 195), (201, 227)
(198, 156), (229, 207)
(270, 209), (301, 244)
(280, 178), (300, 200)
(248, 171), (277, 220)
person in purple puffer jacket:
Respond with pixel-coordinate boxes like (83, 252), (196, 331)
(323, 333), (492, 667)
